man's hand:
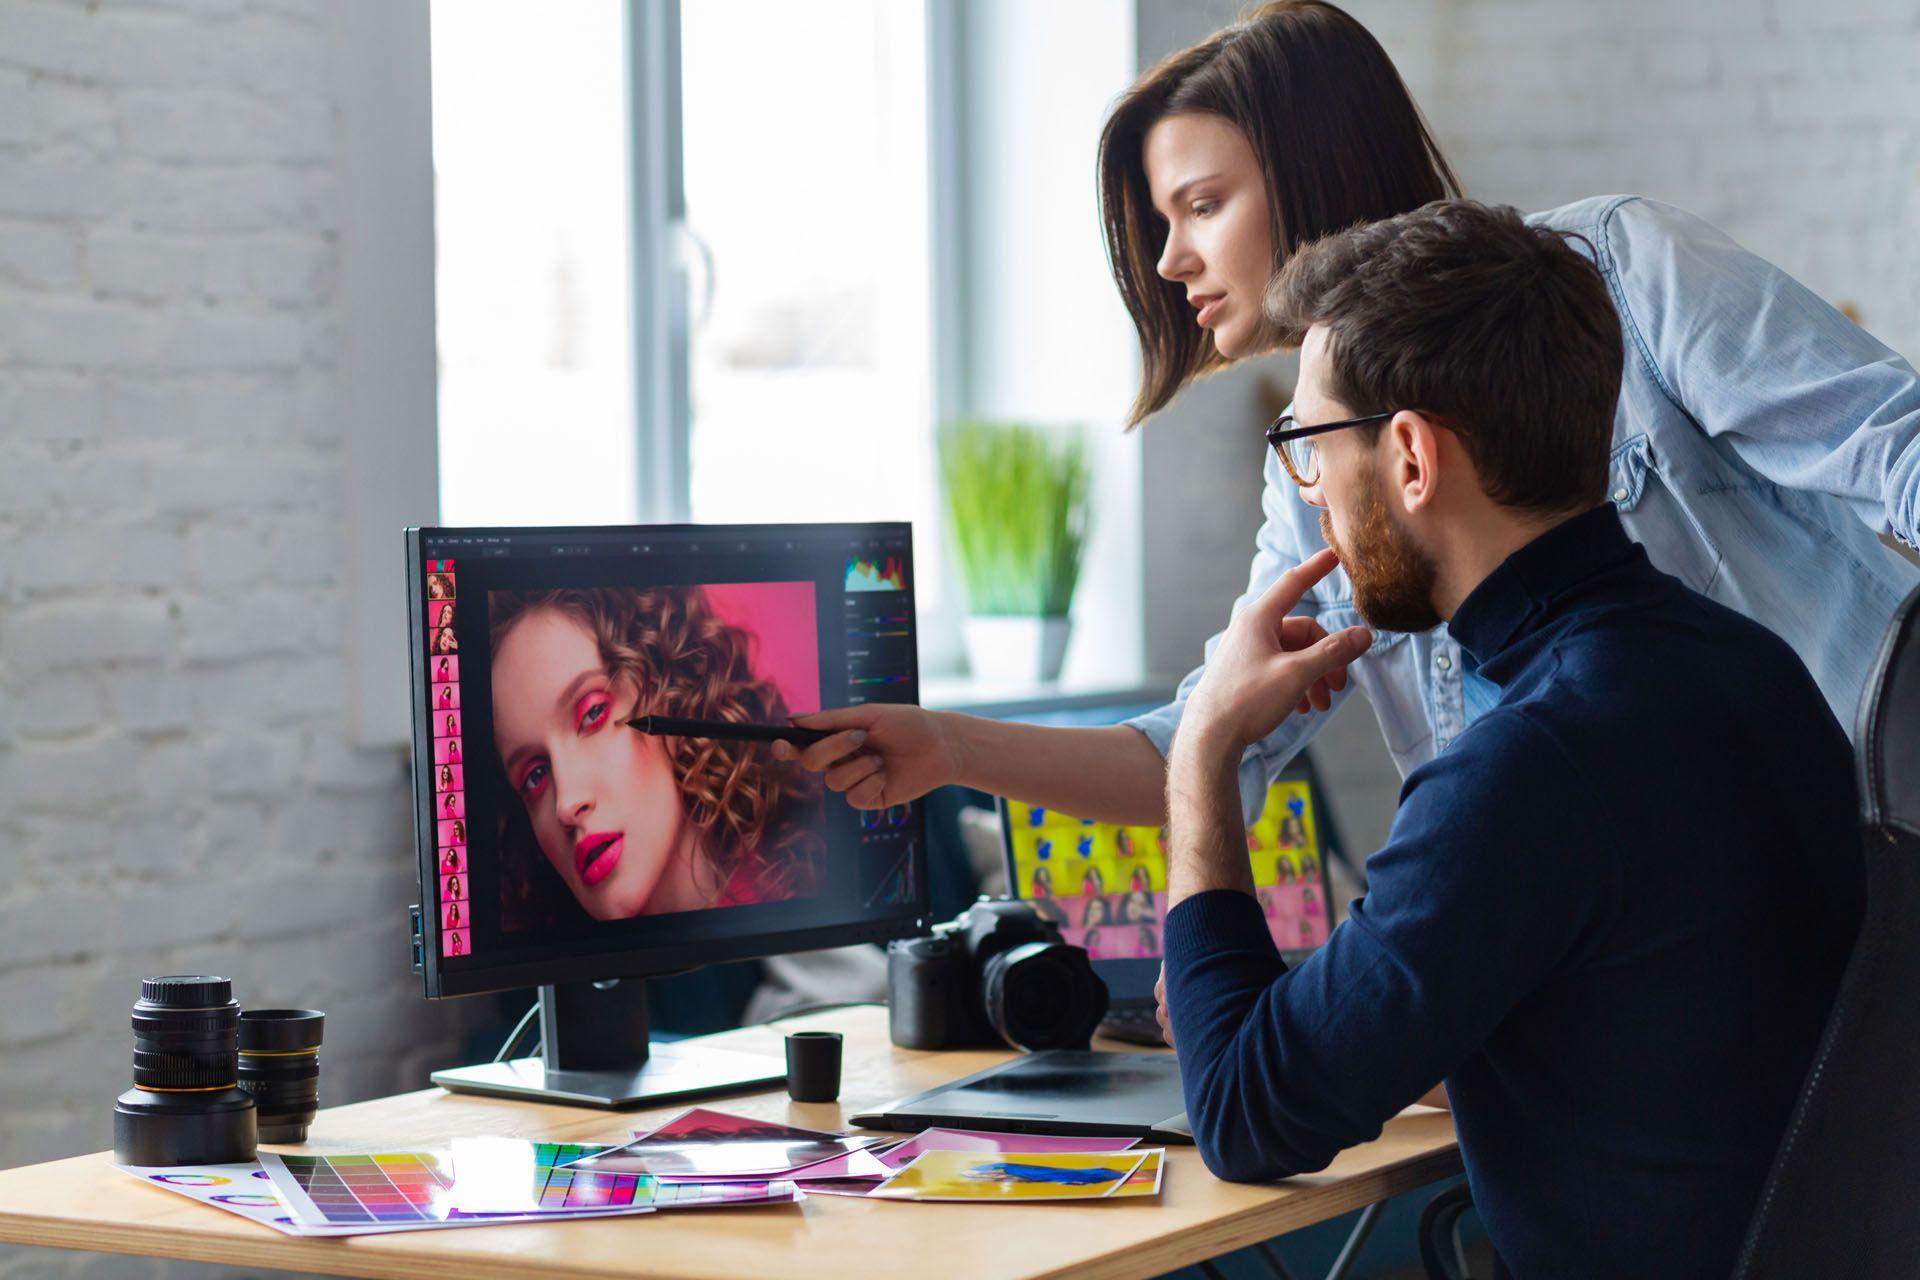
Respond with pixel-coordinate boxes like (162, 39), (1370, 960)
(1182, 548), (1372, 752)
(769, 704), (962, 809)
(1155, 965), (1175, 1050)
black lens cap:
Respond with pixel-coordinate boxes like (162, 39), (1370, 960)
(140, 976), (234, 1008)
(238, 1009), (325, 1053)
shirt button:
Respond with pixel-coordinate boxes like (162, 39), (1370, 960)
(1436, 654), (1453, 672)
(1613, 487), (1629, 502)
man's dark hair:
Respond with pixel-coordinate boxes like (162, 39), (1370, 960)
(1266, 199), (1623, 514)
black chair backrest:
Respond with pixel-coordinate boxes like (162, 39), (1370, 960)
(1732, 584), (1920, 1280)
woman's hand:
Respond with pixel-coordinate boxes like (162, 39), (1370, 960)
(770, 704), (963, 808)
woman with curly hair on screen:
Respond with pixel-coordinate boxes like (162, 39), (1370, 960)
(489, 586), (825, 927)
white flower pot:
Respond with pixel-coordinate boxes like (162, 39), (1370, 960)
(962, 615), (1072, 685)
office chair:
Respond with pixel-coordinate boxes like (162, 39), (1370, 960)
(1421, 583), (1920, 1280)
(1731, 582), (1920, 1279)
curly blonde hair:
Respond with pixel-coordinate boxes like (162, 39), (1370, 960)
(489, 586), (824, 930)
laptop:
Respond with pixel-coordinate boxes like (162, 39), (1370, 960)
(849, 763), (1343, 1142)
(1000, 763), (1342, 1045)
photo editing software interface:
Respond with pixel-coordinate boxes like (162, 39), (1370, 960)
(410, 523), (924, 993)
(1006, 778), (1331, 962)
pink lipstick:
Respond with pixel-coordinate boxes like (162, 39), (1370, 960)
(574, 831), (624, 887)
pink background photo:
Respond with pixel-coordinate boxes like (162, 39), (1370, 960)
(702, 582), (820, 714)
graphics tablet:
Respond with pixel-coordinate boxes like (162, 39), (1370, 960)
(850, 1050), (1192, 1145)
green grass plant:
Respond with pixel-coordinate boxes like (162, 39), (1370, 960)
(938, 418), (1091, 617)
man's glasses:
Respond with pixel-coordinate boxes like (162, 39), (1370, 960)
(1265, 410), (1395, 488)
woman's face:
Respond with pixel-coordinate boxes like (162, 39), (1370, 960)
(1143, 112), (1276, 359)
(492, 607), (699, 921)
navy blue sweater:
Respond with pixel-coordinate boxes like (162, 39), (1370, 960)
(1164, 505), (1863, 1280)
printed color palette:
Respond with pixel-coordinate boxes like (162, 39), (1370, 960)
(263, 1149), (653, 1230)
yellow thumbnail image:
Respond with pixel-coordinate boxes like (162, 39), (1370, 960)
(870, 1150), (1147, 1202)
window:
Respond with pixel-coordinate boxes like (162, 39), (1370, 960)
(679, 1), (935, 538)
(431, 0), (636, 527)
(431, 0), (938, 561)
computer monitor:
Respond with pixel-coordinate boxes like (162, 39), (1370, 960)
(1000, 766), (1336, 1034)
(405, 522), (927, 1107)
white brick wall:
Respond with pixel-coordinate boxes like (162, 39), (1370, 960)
(0, 3), (479, 1276)
(1140, 0), (1920, 861)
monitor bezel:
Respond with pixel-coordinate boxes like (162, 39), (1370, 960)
(405, 520), (929, 999)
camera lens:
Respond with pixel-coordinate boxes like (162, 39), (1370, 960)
(112, 975), (257, 1168)
(238, 1009), (325, 1143)
(981, 942), (1109, 1052)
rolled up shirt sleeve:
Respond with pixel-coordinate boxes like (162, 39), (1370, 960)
(1602, 196), (1920, 550)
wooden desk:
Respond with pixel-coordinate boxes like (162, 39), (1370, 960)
(0, 1007), (1459, 1280)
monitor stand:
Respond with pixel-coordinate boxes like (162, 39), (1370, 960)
(430, 979), (785, 1109)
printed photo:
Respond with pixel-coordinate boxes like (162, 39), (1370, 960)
(486, 583), (826, 929)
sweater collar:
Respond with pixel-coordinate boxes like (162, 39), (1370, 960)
(1447, 503), (1638, 669)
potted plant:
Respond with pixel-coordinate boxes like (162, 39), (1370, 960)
(939, 418), (1092, 684)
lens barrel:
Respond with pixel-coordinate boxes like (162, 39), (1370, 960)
(981, 942), (1109, 1051)
(238, 1009), (325, 1143)
(113, 975), (257, 1167)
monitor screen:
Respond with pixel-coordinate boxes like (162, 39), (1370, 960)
(408, 523), (927, 997)
(1002, 775), (1333, 966)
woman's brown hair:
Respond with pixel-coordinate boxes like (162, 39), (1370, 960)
(1098, 0), (1461, 426)
(489, 586), (824, 930)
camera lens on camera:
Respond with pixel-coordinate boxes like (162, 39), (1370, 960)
(238, 1009), (325, 1143)
(112, 975), (257, 1167)
(982, 941), (1109, 1052)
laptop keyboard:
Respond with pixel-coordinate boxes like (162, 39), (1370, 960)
(1099, 1001), (1167, 1047)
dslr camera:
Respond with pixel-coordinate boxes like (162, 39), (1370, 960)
(887, 898), (1108, 1052)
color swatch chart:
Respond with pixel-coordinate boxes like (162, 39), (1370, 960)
(481, 1142), (652, 1211)
(263, 1148), (654, 1227)
(272, 1153), (451, 1224)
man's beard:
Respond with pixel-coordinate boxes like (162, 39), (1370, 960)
(1318, 467), (1441, 634)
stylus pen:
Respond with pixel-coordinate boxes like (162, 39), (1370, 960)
(626, 715), (833, 747)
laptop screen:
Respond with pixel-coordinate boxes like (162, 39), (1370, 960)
(1000, 774), (1335, 1000)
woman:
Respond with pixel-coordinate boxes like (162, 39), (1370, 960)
(779, 0), (1918, 830)
(445, 873), (461, 900)
(1120, 865), (1156, 924)
(488, 586), (824, 928)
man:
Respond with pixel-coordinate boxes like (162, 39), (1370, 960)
(1156, 202), (1863, 1279)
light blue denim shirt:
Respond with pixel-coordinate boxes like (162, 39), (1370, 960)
(1128, 195), (1920, 821)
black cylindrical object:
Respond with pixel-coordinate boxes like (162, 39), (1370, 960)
(113, 975), (257, 1167)
(238, 1008), (325, 1143)
(784, 1030), (843, 1103)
